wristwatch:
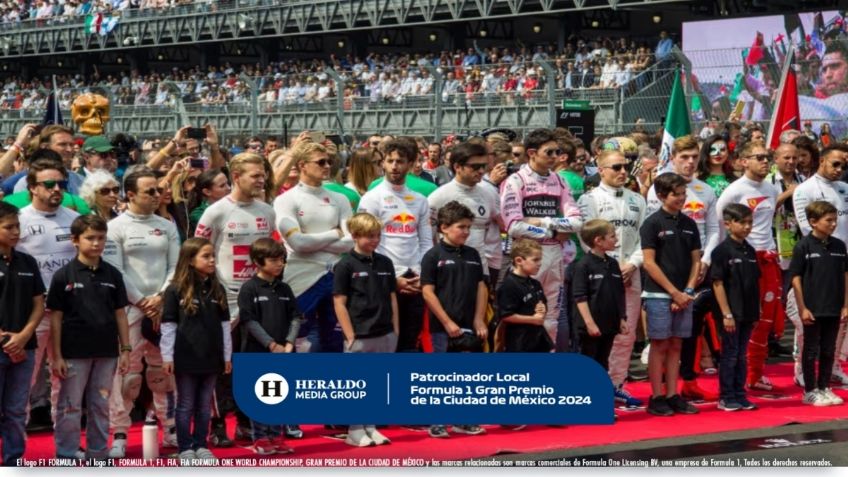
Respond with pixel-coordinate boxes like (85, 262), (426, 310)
(723, 313), (733, 320)
(120, 345), (132, 352)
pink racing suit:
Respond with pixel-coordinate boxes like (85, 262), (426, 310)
(501, 164), (583, 343)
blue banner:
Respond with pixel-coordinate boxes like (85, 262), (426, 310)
(233, 353), (613, 425)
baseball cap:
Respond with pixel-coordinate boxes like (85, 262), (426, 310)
(82, 135), (115, 153)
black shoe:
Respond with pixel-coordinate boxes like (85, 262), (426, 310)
(209, 424), (234, 448)
(769, 342), (792, 357)
(646, 396), (674, 417)
(627, 371), (648, 382)
(667, 394), (699, 414)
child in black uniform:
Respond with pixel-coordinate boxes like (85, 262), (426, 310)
(496, 238), (551, 352)
(571, 219), (627, 369)
(239, 238), (301, 455)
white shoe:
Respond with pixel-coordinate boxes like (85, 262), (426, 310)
(194, 447), (217, 465)
(365, 427), (391, 445)
(802, 390), (830, 407)
(178, 450), (196, 466)
(822, 388), (844, 405)
(345, 428), (375, 447)
(162, 429), (178, 448)
(830, 369), (848, 386)
(108, 438), (127, 459)
(640, 344), (650, 365)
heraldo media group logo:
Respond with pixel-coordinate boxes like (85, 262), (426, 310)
(255, 373), (368, 405)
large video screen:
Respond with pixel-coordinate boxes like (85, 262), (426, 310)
(683, 10), (848, 139)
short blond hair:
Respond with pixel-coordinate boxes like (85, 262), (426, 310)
(229, 152), (266, 176)
(347, 212), (382, 237)
(510, 238), (542, 263)
(291, 141), (328, 166)
(596, 149), (625, 167)
(672, 135), (699, 155)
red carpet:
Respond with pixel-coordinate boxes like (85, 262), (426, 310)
(22, 362), (848, 466)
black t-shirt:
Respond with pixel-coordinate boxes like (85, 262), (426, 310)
(497, 272), (552, 352)
(421, 241), (485, 332)
(238, 275), (302, 352)
(570, 251), (626, 335)
(789, 234), (848, 317)
(710, 237), (761, 322)
(640, 209), (701, 293)
(162, 280), (229, 374)
(333, 250), (396, 338)
(0, 249), (45, 350)
(46, 258), (129, 359)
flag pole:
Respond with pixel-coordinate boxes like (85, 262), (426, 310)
(766, 43), (795, 147)
(51, 74), (60, 125)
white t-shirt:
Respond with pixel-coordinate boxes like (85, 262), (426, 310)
(793, 174), (848, 243)
(715, 175), (779, 252)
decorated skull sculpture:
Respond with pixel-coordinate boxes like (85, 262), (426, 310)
(71, 93), (110, 136)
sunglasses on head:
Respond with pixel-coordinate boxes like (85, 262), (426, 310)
(37, 180), (68, 190)
(99, 186), (120, 195)
(311, 158), (333, 167)
(465, 163), (488, 171)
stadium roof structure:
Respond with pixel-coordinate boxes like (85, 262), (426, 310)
(0, 0), (689, 58)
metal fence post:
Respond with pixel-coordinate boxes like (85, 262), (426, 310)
(538, 59), (557, 127)
(423, 63), (442, 141)
(239, 74), (259, 136)
(324, 67), (346, 138)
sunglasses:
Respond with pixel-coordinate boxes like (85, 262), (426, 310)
(541, 148), (564, 157)
(37, 180), (68, 190)
(310, 159), (333, 167)
(465, 163), (488, 171)
(746, 154), (770, 162)
(99, 186), (121, 195)
(142, 187), (165, 196)
(248, 144), (262, 150)
(830, 161), (846, 170)
(512, 152), (522, 157)
(605, 163), (630, 172)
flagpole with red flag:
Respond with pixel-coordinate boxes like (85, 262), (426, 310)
(766, 45), (800, 150)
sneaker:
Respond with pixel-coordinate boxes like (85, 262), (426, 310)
(640, 344), (650, 365)
(737, 397), (758, 410)
(270, 436), (294, 454)
(703, 367), (718, 375)
(830, 369), (848, 386)
(802, 390), (830, 407)
(680, 380), (718, 401)
(251, 438), (277, 455)
(822, 388), (844, 405)
(366, 427), (391, 445)
(194, 447), (217, 465)
(500, 424), (527, 431)
(234, 424), (253, 442)
(646, 396), (674, 417)
(794, 374), (805, 388)
(108, 433), (127, 459)
(717, 400), (742, 411)
(748, 376), (774, 392)
(284, 425), (304, 439)
(162, 428), (178, 448)
(667, 394), (699, 414)
(614, 386), (643, 407)
(345, 428), (375, 447)
(451, 425), (486, 435)
(178, 450), (196, 466)
(208, 425), (233, 448)
(428, 425), (450, 438)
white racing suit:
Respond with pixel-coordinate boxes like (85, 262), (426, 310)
(501, 164), (583, 344)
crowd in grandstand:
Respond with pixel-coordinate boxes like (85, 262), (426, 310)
(0, 0), (205, 26)
(0, 35), (674, 112)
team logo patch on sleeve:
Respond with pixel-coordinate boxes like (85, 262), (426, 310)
(352, 272), (370, 278)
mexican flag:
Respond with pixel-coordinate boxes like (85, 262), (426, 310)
(658, 69), (691, 172)
(84, 14), (118, 36)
